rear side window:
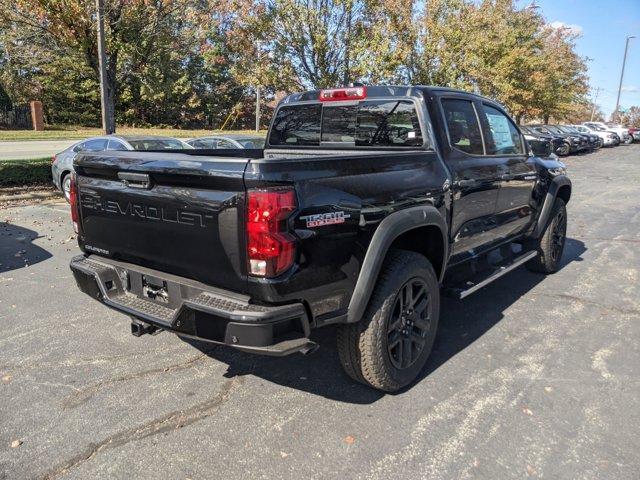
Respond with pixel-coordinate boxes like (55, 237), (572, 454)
(107, 139), (128, 151)
(441, 99), (484, 155)
(127, 139), (185, 150)
(268, 100), (424, 148)
(77, 139), (107, 152)
(481, 105), (523, 155)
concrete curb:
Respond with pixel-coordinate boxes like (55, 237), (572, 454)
(0, 191), (61, 202)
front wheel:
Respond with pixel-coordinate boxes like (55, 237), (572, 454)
(526, 198), (567, 274)
(337, 250), (440, 392)
(557, 142), (571, 156)
(624, 136), (633, 145)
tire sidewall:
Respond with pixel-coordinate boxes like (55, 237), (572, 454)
(62, 174), (72, 203)
(368, 256), (440, 390)
(541, 199), (567, 272)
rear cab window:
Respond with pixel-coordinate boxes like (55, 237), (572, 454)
(268, 99), (427, 149)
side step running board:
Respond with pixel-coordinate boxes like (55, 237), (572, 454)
(445, 250), (538, 299)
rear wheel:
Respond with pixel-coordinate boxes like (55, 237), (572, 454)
(557, 142), (571, 156)
(61, 173), (72, 203)
(337, 250), (440, 392)
(526, 198), (567, 274)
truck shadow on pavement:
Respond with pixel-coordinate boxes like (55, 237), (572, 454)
(0, 221), (52, 272)
(187, 238), (586, 404)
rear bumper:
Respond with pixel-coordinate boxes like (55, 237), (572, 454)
(70, 255), (314, 356)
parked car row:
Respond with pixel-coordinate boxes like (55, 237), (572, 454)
(52, 133), (267, 201)
(521, 121), (636, 159)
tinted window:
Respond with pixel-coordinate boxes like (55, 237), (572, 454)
(441, 99), (484, 155)
(107, 139), (128, 151)
(127, 139), (185, 150)
(481, 105), (523, 155)
(356, 101), (423, 147)
(189, 139), (216, 149)
(321, 105), (356, 143)
(238, 138), (266, 148)
(215, 139), (236, 149)
(77, 139), (107, 152)
(268, 100), (424, 148)
(269, 104), (322, 146)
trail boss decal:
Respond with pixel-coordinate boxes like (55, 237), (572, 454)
(299, 211), (351, 228)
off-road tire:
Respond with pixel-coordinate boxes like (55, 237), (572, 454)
(526, 198), (567, 274)
(557, 141), (571, 156)
(337, 250), (440, 392)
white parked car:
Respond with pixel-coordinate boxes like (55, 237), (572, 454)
(583, 122), (632, 144)
(572, 125), (618, 147)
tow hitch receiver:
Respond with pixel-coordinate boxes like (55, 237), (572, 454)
(142, 274), (169, 303)
(131, 318), (160, 337)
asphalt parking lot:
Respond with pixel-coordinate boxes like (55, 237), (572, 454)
(1, 145), (639, 479)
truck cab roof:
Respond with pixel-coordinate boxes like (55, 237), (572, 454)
(280, 85), (500, 106)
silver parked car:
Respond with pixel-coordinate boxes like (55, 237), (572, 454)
(185, 134), (266, 149)
(52, 135), (192, 201)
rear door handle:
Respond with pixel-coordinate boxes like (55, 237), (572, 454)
(500, 174), (515, 181)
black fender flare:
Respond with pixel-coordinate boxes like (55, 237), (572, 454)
(533, 175), (571, 238)
(346, 205), (448, 323)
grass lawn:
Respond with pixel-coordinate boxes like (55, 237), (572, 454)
(0, 126), (267, 141)
(0, 157), (52, 187)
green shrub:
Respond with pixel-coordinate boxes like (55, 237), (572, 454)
(0, 157), (52, 187)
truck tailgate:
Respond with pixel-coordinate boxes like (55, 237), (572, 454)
(74, 151), (249, 292)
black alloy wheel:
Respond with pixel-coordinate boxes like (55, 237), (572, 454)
(386, 278), (432, 370)
(549, 207), (567, 264)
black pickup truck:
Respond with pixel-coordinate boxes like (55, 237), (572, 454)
(69, 86), (571, 391)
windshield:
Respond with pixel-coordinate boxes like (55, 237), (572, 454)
(558, 126), (576, 134)
(268, 100), (426, 149)
(128, 139), (187, 150)
(238, 138), (266, 149)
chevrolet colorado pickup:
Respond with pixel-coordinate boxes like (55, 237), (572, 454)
(70, 86), (571, 392)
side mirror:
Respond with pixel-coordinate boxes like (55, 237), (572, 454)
(527, 139), (552, 158)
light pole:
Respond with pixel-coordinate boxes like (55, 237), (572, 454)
(613, 35), (635, 122)
(95, 0), (115, 134)
(256, 86), (260, 132)
(590, 87), (602, 122)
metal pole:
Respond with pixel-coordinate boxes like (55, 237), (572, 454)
(614, 36), (635, 122)
(590, 87), (602, 122)
(96, 0), (114, 134)
(255, 86), (260, 132)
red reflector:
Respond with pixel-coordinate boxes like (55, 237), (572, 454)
(246, 188), (297, 277)
(69, 174), (80, 234)
(319, 86), (367, 102)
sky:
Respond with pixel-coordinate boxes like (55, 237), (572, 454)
(532, 0), (640, 119)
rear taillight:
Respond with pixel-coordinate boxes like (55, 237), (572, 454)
(246, 188), (297, 277)
(51, 155), (56, 164)
(69, 174), (80, 234)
